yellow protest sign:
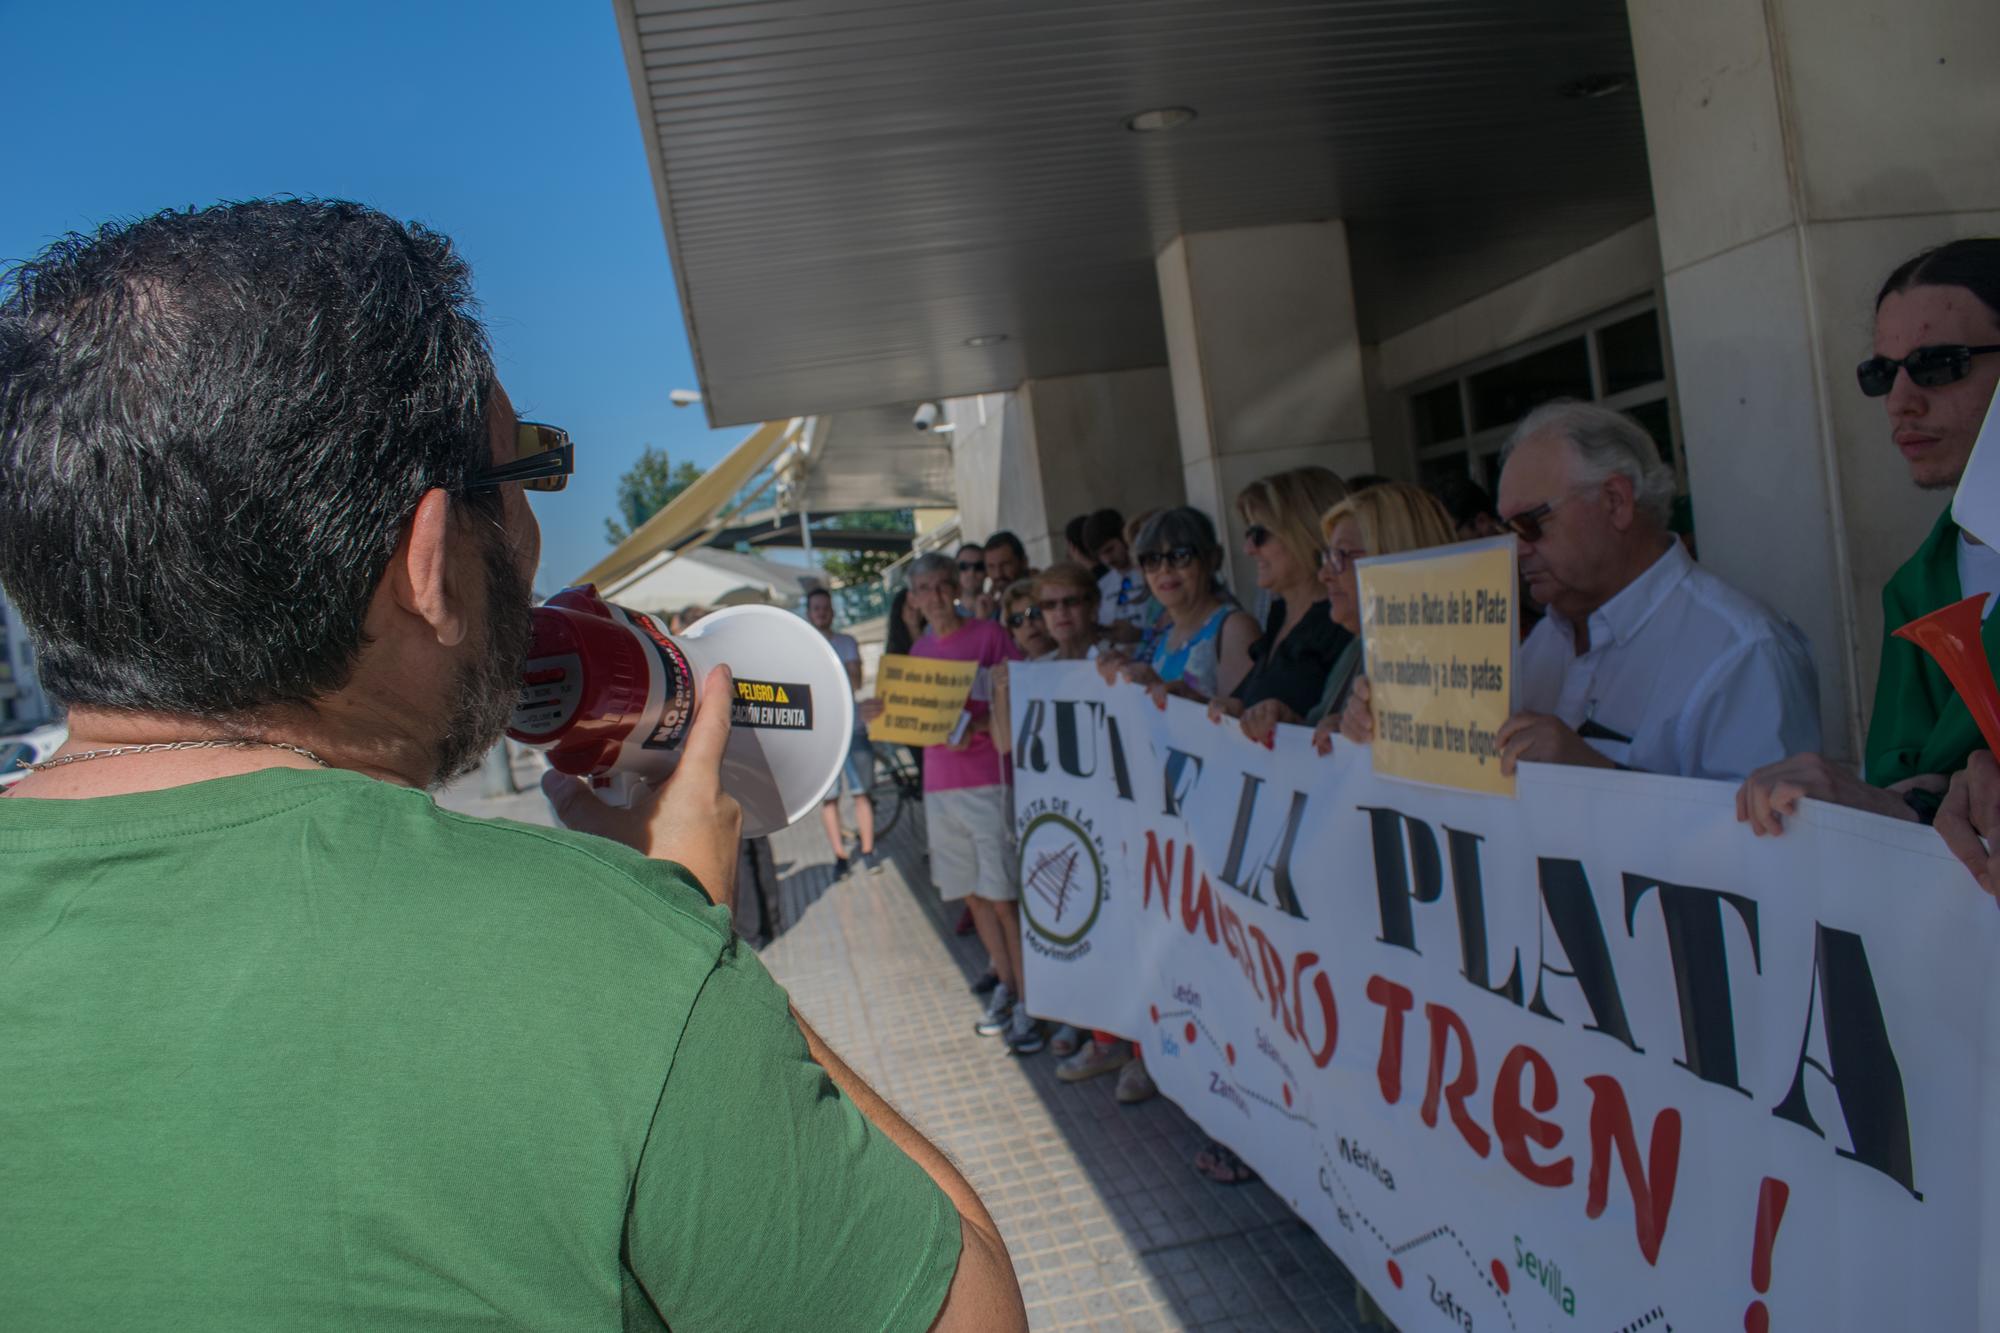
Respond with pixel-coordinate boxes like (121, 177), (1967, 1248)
(867, 653), (980, 747)
(1354, 537), (1517, 795)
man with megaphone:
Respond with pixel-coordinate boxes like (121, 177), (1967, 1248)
(0, 200), (1023, 1332)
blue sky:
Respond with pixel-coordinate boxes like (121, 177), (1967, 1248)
(0, 0), (748, 590)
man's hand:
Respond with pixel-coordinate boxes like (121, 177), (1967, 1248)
(1239, 697), (1299, 747)
(543, 664), (743, 908)
(857, 698), (887, 724)
(1338, 675), (1374, 745)
(1734, 752), (1916, 836)
(1495, 711), (1616, 778)
(1935, 751), (2000, 903)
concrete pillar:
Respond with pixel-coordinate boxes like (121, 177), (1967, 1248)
(1157, 222), (1373, 595)
(1630, 0), (2000, 760)
(949, 368), (1184, 567)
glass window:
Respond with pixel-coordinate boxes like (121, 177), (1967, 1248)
(1412, 383), (1465, 447)
(1420, 454), (1468, 492)
(1598, 311), (1665, 395)
(1626, 398), (1674, 468)
(1468, 338), (1591, 432)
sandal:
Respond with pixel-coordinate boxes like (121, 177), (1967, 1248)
(1192, 1139), (1258, 1185)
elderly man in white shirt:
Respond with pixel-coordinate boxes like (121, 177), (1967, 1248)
(1489, 400), (1821, 781)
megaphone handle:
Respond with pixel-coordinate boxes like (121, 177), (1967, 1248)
(590, 770), (650, 810)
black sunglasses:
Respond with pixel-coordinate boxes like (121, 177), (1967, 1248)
(1137, 545), (1202, 572)
(1244, 524), (1273, 549)
(957, 560), (985, 573)
(1856, 344), (2000, 397)
(467, 422), (574, 493)
(1006, 606), (1043, 628)
(1500, 489), (1590, 544)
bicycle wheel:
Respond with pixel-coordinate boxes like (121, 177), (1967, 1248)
(868, 747), (914, 840)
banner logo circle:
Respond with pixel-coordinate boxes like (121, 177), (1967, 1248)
(1017, 811), (1106, 945)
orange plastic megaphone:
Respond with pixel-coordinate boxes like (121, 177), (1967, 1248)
(1892, 593), (2000, 756)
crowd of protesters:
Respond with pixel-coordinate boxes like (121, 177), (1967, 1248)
(839, 236), (2000, 1198)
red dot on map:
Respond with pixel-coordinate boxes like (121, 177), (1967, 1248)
(1149, 1005), (1159, 1024)
(1491, 1259), (1509, 1294)
(1282, 1083), (1293, 1107)
(1184, 1022), (1198, 1044)
(1386, 1260), (1403, 1289)
(1225, 1043), (1235, 1065)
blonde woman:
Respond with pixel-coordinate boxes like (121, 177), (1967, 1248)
(1206, 465), (1350, 726)
(1236, 483), (1459, 748)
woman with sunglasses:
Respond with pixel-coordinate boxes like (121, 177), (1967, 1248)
(1000, 579), (1056, 659)
(1205, 467), (1351, 732)
(1096, 507), (1257, 706)
(1237, 484), (1459, 750)
(1739, 238), (2000, 838)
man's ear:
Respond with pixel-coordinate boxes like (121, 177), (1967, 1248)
(1602, 474), (1640, 532)
(385, 488), (471, 648)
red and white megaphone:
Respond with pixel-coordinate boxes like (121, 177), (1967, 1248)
(507, 585), (854, 837)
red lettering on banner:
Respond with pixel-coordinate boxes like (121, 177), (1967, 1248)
(1494, 1043), (1574, 1188)
(1218, 902), (1256, 992)
(1142, 832), (1175, 919)
(1182, 847), (1219, 944)
(1366, 975), (1415, 1102)
(1249, 925), (1298, 1039)
(1291, 952), (1337, 1068)
(1420, 1002), (1492, 1158)
(1584, 1074), (1682, 1265)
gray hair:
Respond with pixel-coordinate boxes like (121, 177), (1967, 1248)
(1504, 399), (1676, 528)
(1134, 506), (1226, 592)
(908, 551), (958, 585)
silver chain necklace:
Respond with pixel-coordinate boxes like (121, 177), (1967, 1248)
(21, 739), (331, 772)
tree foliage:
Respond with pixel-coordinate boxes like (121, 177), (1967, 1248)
(604, 445), (704, 546)
(818, 509), (913, 586)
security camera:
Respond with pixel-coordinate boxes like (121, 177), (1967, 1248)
(912, 401), (941, 432)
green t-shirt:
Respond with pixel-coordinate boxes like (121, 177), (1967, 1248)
(1866, 509), (2000, 786)
(0, 768), (959, 1331)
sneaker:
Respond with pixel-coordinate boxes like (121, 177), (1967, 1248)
(1055, 1038), (1130, 1083)
(859, 849), (881, 875)
(1115, 1055), (1158, 1103)
(832, 856), (851, 880)
(1005, 1008), (1045, 1055)
(1048, 1024), (1082, 1058)
(969, 969), (1000, 997)
(974, 983), (1015, 1036)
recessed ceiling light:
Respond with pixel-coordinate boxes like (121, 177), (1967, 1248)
(1125, 106), (1197, 133)
(964, 333), (1009, 348)
(1561, 74), (1630, 100)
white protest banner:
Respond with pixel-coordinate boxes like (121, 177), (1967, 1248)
(1949, 379), (2000, 548)
(1010, 661), (2000, 1331)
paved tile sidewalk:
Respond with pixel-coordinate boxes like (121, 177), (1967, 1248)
(438, 762), (1376, 1331)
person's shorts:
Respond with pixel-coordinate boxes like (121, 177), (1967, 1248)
(826, 734), (876, 799)
(924, 783), (1018, 903)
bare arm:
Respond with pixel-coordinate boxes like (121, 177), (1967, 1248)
(1215, 610), (1259, 699)
(792, 1010), (1027, 1332)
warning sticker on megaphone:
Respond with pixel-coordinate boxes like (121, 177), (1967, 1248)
(731, 677), (814, 730)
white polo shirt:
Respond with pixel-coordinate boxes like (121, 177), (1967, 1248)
(1517, 541), (1821, 781)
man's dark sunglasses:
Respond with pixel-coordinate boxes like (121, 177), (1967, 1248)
(1006, 606), (1043, 628)
(957, 560), (985, 573)
(1137, 546), (1201, 572)
(1856, 344), (2000, 397)
(467, 422), (574, 493)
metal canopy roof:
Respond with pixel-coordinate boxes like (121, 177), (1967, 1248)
(617, 0), (1653, 428)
